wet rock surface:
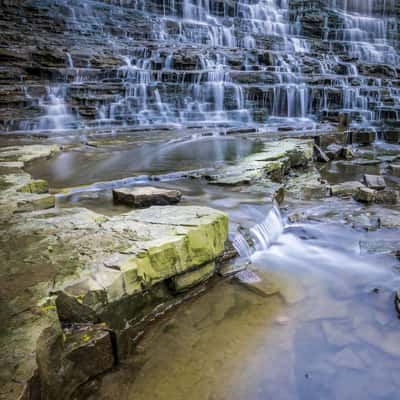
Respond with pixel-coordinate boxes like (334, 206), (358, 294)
(112, 186), (182, 208)
(0, 144), (229, 400)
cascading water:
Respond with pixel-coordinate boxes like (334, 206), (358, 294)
(1, 0), (399, 134)
(233, 205), (285, 258)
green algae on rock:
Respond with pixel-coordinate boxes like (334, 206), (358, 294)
(0, 203), (228, 400)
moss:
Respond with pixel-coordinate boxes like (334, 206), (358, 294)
(18, 179), (49, 194)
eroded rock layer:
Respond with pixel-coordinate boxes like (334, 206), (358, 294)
(0, 0), (399, 137)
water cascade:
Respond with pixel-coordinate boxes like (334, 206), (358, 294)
(0, 0), (398, 134)
(233, 205), (285, 258)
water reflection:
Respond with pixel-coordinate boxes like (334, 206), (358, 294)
(28, 136), (260, 187)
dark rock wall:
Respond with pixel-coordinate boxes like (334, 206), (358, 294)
(0, 0), (399, 133)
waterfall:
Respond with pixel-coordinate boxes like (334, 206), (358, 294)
(233, 205), (284, 258)
(2, 0), (399, 133)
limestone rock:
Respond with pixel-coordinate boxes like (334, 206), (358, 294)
(169, 262), (215, 293)
(55, 292), (99, 324)
(18, 179), (49, 194)
(0, 205), (228, 398)
(349, 128), (376, 145)
(209, 139), (313, 186)
(113, 186), (182, 208)
(302, 183), (330, 200)
(363, 174), (386, 190)
(37, 323), (114, 400)
(354, 187), (376, 203)
(375, 189), (399, 204)
(331, 181), (365, 197)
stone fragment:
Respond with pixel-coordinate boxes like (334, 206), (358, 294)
(331, 181), (365, 196)
(363, 174), (386, 190)
(302, 183), (329, 200)
(113, 186), (182, 208)
(169, 262), (215, 293)
(14, 194), (55, 213)
(354, 187), (376, 203)
(325, 144), (354, 161)
(273, 186), (285, 205)
(233, 269), (280, 298)
(37, 323), (114, 400)
(218, 263), (247, 277)
(313, 144), (329, 163)
(55, 291), (98, 324)
(375, 189), (399, 204)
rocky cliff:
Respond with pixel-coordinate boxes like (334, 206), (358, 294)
(0, 0), (399, 141)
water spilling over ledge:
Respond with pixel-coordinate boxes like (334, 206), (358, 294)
(0, 0), (399, 135)
(1, 2), (400, 400)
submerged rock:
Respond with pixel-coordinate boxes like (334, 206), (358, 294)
(113, 186), (182, 208)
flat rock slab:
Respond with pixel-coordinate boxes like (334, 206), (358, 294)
(208, 138), (314, 186)
(113, 186), (182, 207)
(0, 205), (228, 399)
(331, 181), (365, 196)
(363, 174), (386, 190)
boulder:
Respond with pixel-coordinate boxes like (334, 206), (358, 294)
(0, 205), (228, 398)
(375, 189), (399, 204)
(113, 186), (182, 208)
(302, 183), (330, 200)
(363, 174), (386, 190)
(36, 323), (114, 400)
(56, 292), (99, 324)
(354, 187), (376, 204)
(331, 181), (365, 197)
(325, 144), (354, 160)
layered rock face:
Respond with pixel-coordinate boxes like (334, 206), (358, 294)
(0, 0), (399, 136)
